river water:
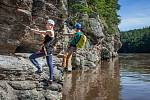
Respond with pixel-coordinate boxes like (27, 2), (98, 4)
(62, 54), (150, 100)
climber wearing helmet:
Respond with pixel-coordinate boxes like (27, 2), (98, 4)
(29, 19), (55, 84)
(62, 23), (81, 72)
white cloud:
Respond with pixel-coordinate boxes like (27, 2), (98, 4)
(118, 0), (150, 31)
(119, 16), (150, 31)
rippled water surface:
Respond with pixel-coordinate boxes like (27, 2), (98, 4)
(62, 54), (150, 100)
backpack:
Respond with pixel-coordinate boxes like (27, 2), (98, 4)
(76, 34), (87, 48)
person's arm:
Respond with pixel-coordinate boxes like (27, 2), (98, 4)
(46, 30), (54, 37)
(30, 28), (46, 35)
(63, 29), (75, 36)
(69, 29), (75, 34)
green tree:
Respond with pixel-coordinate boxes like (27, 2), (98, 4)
(119, 27), (150, 53)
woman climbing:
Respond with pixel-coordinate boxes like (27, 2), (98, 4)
(29, 19), (55, 84)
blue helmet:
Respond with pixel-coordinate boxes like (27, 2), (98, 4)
(75, 23), (81, 29)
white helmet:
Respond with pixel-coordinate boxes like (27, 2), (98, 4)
(47, 19), (55, 25)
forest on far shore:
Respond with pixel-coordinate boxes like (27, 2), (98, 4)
(119, 27), (150, 53)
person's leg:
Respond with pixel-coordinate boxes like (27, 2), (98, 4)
(62, 52), (68, 68)
(46, 54), (54, 81)
(65, 47), (75, 69)
(29, 50), (45, 71)
(62, 46), (76, 71)
(66, 51), (73, 68)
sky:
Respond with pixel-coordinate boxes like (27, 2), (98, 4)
(118, 0), (150, 31)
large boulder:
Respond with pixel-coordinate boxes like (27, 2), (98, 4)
(89, 18), (104, 38)
(71, 49), (99, 69)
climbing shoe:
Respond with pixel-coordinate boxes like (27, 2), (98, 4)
(35, 69), (42, 75)
(67, 67), (72, 72)
(48, 80), (53, 84)
(64, 67), (72, 72)
(64, 67), (68, 72)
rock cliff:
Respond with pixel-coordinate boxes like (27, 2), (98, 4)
(0, 0), (122, 99)
(0, 0), (121, 59)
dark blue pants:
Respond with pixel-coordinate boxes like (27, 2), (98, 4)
(29, 49), (53, 80)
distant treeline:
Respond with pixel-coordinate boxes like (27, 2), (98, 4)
(119, 27), (150, 53)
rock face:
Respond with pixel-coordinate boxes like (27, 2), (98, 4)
(0, 0), (122, 99)
(0, 0), (63, 53)
(0, 53), (63, 100)
(0, 0), (121, 57)
(89, 18), (104, 38)
(0, 0), (32, 54)
(0, 0), (122, 71)
(0, 0), (121, 58)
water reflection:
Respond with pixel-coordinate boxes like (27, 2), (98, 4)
(62, 57), (120, 100)
(119, 53), (150, 100)
(62, 54), (150, 100)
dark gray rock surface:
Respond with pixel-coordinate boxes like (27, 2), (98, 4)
(0, 53), (63, 100)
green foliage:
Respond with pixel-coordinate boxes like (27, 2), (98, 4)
(119, 27), (150, 53)
(69, 3), (92, 14)
(68, 0), (120, 34)
(87, 0), (120, 34)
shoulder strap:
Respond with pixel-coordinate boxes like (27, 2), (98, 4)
(74, 36), (77, 44)
(74, 32), (81, 44)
